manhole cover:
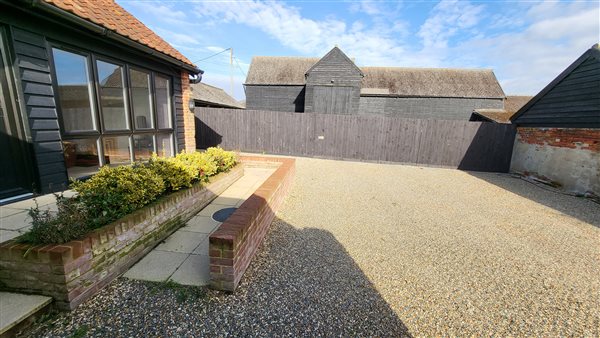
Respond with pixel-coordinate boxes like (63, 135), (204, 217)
(212, 207), (237, 222)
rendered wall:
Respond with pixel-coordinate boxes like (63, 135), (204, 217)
(511, 128), (599, 195)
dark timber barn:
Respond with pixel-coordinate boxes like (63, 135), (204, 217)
(245, 47), (506, 120)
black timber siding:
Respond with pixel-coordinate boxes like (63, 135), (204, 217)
(304, 49), (362, 114)
(173, 74), (186, 151)
(196, 108), (516, 172)
(11, 27), (67, 193)
(245, 85), (305, 112)
(358, 96), (504, 120)
(1, 3), (186, 193)
(514, 56), (600, 128)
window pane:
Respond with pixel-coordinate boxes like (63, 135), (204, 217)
(63, 139), (100, 179)
(97, 61), (128, 131)
(133, 134), (154, 161)
(155, 75), (171, 129)
(130, 69), (153, 129)
(156, 134), (173, 157)
(52, 48), (96, 132)
(103, 136), (131, 165)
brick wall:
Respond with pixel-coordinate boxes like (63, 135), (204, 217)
(210, 156), (295, 291)
(181, 71), (196, 153)
(511, 128), (600, 195)
(0, 165), (243, 309)
(516, 128), (600, 151)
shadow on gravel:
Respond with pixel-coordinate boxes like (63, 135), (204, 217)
(230, 218), (412, 337)
(466, 171), (600, 228)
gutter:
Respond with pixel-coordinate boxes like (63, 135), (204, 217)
(28, 0), (202, 75)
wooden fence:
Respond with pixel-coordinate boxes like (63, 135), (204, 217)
(195, 108), (517, 172)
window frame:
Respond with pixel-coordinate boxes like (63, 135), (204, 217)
(49, 45), (100, 137)
(48, 42), (177, 174)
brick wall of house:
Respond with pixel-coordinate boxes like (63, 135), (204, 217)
(511, 128), (600, 195)
(180, 71), (196, 153)
(0, 166), (243, 309)
(209, 157), (295, 291)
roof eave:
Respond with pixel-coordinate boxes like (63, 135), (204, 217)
(31, 0), (202, 75)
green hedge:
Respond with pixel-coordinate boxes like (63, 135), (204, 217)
(20, 148), (238, 244)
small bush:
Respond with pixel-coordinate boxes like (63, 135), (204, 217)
(71, 164), (164, 227)
(175, 151), (218, 181)
(205, 147), (238, 173)
(19, 194), (90, 244)
(146, 154), (195, 192)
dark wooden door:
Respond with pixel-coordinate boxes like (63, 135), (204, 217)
(0, 35), (32, 200)
(313, 86), (353, 114)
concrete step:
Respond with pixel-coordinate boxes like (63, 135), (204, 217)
(0, 292), (52, 338)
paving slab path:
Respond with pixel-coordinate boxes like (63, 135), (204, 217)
(124, 167), (275, 286)
(20, 156), (600, 337)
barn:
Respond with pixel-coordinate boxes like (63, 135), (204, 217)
(510, 44), (600, 195)
(244, 47), (506, 120)
(191, 82), (244, 109)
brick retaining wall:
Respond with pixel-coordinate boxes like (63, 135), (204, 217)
(209, 156), (295, 291)
(0, 165), (243, 309)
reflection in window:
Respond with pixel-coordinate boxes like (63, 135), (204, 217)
(97, 61), (128, 131)
(52, 48), (96, 132)
(156, 134), (173, 157)
(133, 134), (154, 161)
(130, 69), (153, 129)
(62, 139), (100, 179)
(155, 75), (171, 129)
(103, 136), (131, 165)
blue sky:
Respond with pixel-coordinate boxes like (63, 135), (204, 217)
(118, 0), (599, 101)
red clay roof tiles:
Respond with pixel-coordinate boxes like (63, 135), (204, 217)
(43, 0), (195, 68)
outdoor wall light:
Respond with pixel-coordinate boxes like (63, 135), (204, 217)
(188, 98), (195, 112)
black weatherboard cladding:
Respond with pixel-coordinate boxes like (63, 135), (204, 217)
(1, 2), (187, 193)
(11, 27), (67, 193)
(513, 46), (600, 128)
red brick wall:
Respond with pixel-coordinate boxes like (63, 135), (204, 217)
(181, 71), (196, 153)
(517, 128), (600, 151)
(0, 166), (243, 310)
(210, 156), (295, 291)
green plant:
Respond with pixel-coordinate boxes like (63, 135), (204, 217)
(71, 164), (164, 228)
(19, 194), (90, 244)
(146, 154), (196, 192)
(175, 151), (218, 181)
(205, 147), (238, 173)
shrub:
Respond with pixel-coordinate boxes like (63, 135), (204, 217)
(146, 154), (195, 192)
(71, 164), (164, 227)
(175, 151), (218, 181)
(204, 147), (238, 173)
(19, 194), (90, 244)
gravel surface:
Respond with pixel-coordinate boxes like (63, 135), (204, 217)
(23, 157), (599, 337)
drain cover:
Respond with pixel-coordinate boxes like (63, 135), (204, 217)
(212, 207), (237, 222)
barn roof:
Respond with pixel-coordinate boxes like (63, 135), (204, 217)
(471, 96), (533, 123)
(245, 55), (505, 98)
(39, 0), (198, 71)
(191, 83), (244, 109)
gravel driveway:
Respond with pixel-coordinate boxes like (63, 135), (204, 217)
(24, 157), (600, 337)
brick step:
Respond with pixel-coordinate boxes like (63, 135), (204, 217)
(0, 292), (52, 338)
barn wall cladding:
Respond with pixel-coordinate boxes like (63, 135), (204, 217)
(358, 97), (504, 120)
(196, 108), (516, 173)
(244, 47), (506, 120)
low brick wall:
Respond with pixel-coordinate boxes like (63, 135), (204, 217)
(0, 165), (243, 310)
(209, 156), (295, 291)
(511, 128), (599, 195)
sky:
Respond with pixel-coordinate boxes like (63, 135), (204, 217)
(117, 0), (600, 101)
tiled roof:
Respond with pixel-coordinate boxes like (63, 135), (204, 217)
(43, 0), (195, 68)
(245, 52), (505, 98)
(191, 83), (245, 109)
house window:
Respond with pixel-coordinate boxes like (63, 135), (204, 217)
(97, 60), (129, 131)
(51, 47), (176, 179)
(130, 68), (154, 130)
(52, 49), (97, 133)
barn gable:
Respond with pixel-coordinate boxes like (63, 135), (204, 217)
(511, 44), (600, 128)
